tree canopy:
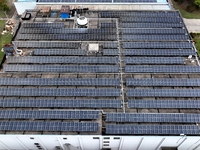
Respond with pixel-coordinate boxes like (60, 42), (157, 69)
(194, 0), (200, 8)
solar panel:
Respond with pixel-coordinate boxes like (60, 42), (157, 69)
(20, 28), (116, 34)
(0, 88), (121, 97)
(106, 113), (200, 123)
(0, 78), (120, 86)
(4, 65), (119, 73)
(0, 99), (122, 108)
(121, 28), (186, 35)
(34, 49), (86, 56)
(103, 49), (118, 56)
(12, 41), (80, 48)
(113, 0), (157, 3)
(126, 78), (200, 86)
(128, 100), (200, 109)
(122, 42), (193, 49)
(101, 11), (179, 18)
(123, 49), (196, 56)
(17, 34), (117, 41)
(0, 110), (99, 119)
(76, 0), (112, 3)
(121, 17), (181, 23)
(23, 23), (64, 28)
(121, 23), (184, 28)
(124, 57), (184, 64)
(127, 89), (200, 97)
(125, 66), (200, 73)
(7, 56), (119, 64)
(0, 121), (98, 132)
(122, 35), (189, 41)
(106, 124), (199, 135)
(102, 42), (118, 49)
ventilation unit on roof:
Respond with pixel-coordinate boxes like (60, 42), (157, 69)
(77, 16), (88, 28)
(88, 44), (99, 53)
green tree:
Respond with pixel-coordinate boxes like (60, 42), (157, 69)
(194, 0), (200, 8)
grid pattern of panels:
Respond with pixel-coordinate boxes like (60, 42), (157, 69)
(7, 56), (119, 64)
(34, 49), (86, 56)
(113, 0), (156, 2)
(22, 23), (64, 28)
(4, 65), (119, 73)
(100, 11), (179, 18)
(17, 34), (117, 41)
(13, 42), (80, 48)
(122, 35), (189, 41)
(103, 49), (119, 56)
(101, 23), (116, 28)
(106, 124), (199, 135)
(0, 99), (122, 108)
(106, 113), (200, 123)
(0, 78), (120, 86)
(76, 0), (112, 2)
(102, 43), (118, 49)
(0, 88), (121, 97)
(0, 110), (99, 119)
(121, 23), (184, 28)
(128, 100), (200, 109)
(126, 78), (200, 86)
(121, 17), (181, 23)
(124, 57), (184, 64)
(123, 42), (193, 49)
(121, 28), (186, 35)
(127, 89), (200, 97)
(20, 28), (116, 34)
(123, 49), (196, 56)
(38, 0), (75, 2)
(125, 66), (200, 73)
(0, 122), (98, 132)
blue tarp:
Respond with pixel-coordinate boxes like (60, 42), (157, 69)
(60, 13), (69, 19)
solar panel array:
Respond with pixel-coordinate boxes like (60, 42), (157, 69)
(4, 65), (119, 73)
(106, 124), (199, 135)
(7, 56), (119, 64)
(126, 78), (200, 86)
(106, 113), (200, 123)
(0, 99), (122, 108)
(1, 10), (200, 136)
(0, 88), (121, 97)
(0, 122), (98, 132)
(123, 49), (196, 56)
(124, 57), (184, 64)
(34, 49), (86, 56)
(0, 78), (120, 86)
(125, 66), (200, 73)
(0, 110), (99, 119)
(127, 89), (200, 97)
(128, 100), (200, 109)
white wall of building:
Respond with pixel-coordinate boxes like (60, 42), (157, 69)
(0, 135), (199, 150)
(14, 2), (36, 15)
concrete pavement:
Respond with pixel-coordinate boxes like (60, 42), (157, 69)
(183, 18), (200, 33)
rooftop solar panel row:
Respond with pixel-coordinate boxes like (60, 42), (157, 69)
(126, 78), (200, 86)
(4, 65), (119, 73)
(0, 121), (99, 132)
(106, 124), (199, 135)
(0, 110), (99, 119)
(23, 23), (64, 28)
(121, 23), (184, 28)
(127, 89), (200, 97)
(0, 99), (122, 108)
(0, 78), (120, 86)
(7, 56), (119, 64)
(124, 57), (184, 64)
(106, 113), (200, 123)
(121, 17), (181, 23)
(34, 49), (86, 56)
(123, 49), (195, 56)
(128, 100), (200, 108)
(0, 88), (121, 97)
(123, 42), (193, 49)
(13, 41), (80, 48)
(125, 66), (200, 73)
